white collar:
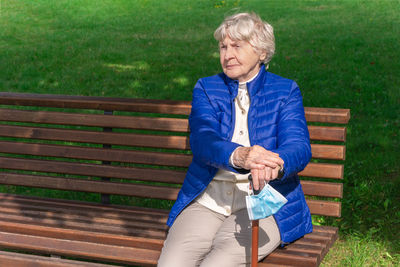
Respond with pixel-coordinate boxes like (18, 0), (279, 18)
(239, 72), (258, 86)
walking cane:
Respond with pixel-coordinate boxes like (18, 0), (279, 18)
(248, 175), (260, 267)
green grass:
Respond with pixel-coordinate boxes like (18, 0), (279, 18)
(1, 0), (399, 266)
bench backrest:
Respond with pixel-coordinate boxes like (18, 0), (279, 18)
(0, 92), (350, 218)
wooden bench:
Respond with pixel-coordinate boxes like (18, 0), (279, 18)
(0, 92), (350, 266)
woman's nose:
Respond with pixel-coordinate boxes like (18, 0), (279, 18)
(224, 46), (234, 60)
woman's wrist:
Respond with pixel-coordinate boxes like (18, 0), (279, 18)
(232, 147), (249, 169)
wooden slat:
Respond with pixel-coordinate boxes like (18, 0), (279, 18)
(305, 107), (350, 124)
(0, 198), (169, 229)
(0, 231), (160, 266)
(0, 141), (192, 167)
(0, 157), (186, 184)
(0, 173), (179, 200)
(311, 144), (345, 160)
(0, 207), (168, 237)
(0, 108), (189, 132)
(299, 163), (343, 179)
(0, 92), (191, 115)
(308, 125), (346, 142)
(0, 193), (169, 221)
(306, 199), (341, 217)
(0, 251), (117, 267)
(303, 231), (337, 248)
(0, 201), (169, 230)
(258, 263), (296, 267)
(0, 212), (167, 243)
(301, 180), (343, 198)
(278, 243), (324, 255)
(0, 125), (190, 150)
(0, 221), (165, 251)
(0, 193), (170, 216)
(263, 249), (319, 267)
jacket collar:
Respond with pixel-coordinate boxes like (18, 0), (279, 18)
(223, 65), (267, 99)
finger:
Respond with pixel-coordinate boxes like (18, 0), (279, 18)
(251, 169), (260, 190)
(264, 167), (272, 183)
(258, 173), (265, 191)
(258, 167), (265, 190)
(248, 162), (268, 170)
(262, 153), (284, 165)
(253, 157), (282, 169)
(257, 159), (279, 168)
(271, 166), (280, 180)
(249, 152), (283, 167)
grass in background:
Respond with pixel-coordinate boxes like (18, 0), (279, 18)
(1, 0), (399, 266)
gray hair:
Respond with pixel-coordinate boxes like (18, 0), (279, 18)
(214, 12), (275, 65)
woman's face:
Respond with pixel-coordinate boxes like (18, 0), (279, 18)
(219, 36), (266, 83)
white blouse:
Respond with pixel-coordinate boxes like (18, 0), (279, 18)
(196, 79), (253, 216)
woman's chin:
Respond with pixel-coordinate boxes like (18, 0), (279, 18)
(224, 70), (241, 81)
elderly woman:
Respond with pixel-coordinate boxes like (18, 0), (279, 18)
(158, 12), (312, 267)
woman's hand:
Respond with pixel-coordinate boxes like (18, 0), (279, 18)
(251, 165), (282, 191)
(233, 145), (284, 190)
(233, 145), (283, 170)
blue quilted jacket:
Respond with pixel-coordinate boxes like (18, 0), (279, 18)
(166, 66), (313, 244)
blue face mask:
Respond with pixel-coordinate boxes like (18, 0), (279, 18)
(245, 183), (288, 221)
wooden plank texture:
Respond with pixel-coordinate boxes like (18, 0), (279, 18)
(0, 173), (180, 200)
(0, 231), (160, 266)
(301, 180), (343, 198)
(308, 125), (346, 142)
(0, 125), (190, 150)
(0, 92), (192, 115)
(0, 156), (186, 184)
(299, 163), (343, 179)
(0, 141), (192, 167)
(306, 199), (341, 217)
(0, 108), (189, 132)
(311, 144), (345, 160)
(0, 221), (165, 250)
(305, 107), (350, 124)
(0, 251), (117, 267)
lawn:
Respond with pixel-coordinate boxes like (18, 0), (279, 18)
(1, 0), (399, 266)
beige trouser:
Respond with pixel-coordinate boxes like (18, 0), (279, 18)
(157, 202), (281, 267)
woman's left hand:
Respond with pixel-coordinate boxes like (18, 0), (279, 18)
(251, 165), (282, 191)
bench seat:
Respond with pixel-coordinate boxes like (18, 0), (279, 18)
(0, 193), (337, 266)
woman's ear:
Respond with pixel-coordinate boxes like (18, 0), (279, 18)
(259, 51), (267, 63)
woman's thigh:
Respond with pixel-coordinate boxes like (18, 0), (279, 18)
(200, 209), (281, 267)
(157, 202), (225, 267)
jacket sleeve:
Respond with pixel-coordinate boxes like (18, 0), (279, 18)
(189, 79), (241, 172)
(271, 82), (312, 180)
